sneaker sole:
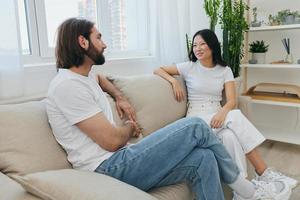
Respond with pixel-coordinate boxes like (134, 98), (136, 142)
(276, 187), (292, 200)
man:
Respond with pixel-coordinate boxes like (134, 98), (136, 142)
(46, 18), (291, 200)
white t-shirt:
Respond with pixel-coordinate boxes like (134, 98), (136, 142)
(46, 69), (114, 171)
(176, 61), (234, 109)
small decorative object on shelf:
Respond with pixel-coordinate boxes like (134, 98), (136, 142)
(251, 7), (262, 27)
(268, 14), (280, 26)
(282, 38), (294, 63)
(249, 40), (269, 64)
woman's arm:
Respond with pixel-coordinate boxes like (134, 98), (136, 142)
(154, 66), (185, 101)
(210, 81), (236, 128)
(221, 81), (237, 112)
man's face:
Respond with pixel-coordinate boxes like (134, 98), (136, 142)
(85, 26), (107, 65)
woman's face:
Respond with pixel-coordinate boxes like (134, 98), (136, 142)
(192, 35), (212, 62)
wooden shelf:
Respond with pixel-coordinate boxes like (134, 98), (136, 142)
(249, 98), (300, 108)
(249, 24), (300, 32)
(241, 64), (300, 69)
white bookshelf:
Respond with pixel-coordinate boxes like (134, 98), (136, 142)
(249, 24), (300, 32)
(250, 98), (300, 108)
(244, 0), (300, 145)
(255, 125), (300, 145)
(241, 64), (300, 69)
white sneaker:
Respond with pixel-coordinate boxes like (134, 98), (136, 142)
(256, 167), (298, 189)
(233, 179), (291, 200)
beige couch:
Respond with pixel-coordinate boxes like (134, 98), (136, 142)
(0, 75), (199, 200)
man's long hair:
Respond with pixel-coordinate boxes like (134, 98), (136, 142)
(55, 18), (94, 69)
(189, 29), (227, 67)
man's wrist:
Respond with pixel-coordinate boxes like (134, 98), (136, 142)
(115, 93), (125, 101)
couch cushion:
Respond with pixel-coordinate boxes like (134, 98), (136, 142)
(0, 171), (40, 200)
(0, 101), (71, 175)
(149, 183), (194, 200)
(109, 75), (187, 136)
(12, 169), (157, 200)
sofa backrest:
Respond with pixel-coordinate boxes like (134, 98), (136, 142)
(0, 101), (72, 175)
(0, 74), (187, 176)
(109, 75), (187, 136)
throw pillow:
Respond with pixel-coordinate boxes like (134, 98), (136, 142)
(109, 75), (187, 136)
(0, 101), (71, 175)
(11, 169), (157, 200)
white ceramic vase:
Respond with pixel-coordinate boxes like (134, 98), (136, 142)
(252, 53), (266, 64)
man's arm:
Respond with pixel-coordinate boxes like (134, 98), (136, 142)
(97, 74), (136, 121)
(76, 112), (137, 152)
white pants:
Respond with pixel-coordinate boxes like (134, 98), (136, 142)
(187, 106), (266, 177)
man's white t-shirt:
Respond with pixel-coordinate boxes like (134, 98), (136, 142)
(176, 61), (234, 111)
(46, 69), (114, 171)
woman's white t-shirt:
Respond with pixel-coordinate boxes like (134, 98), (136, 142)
(46, 69), (114, 171)
(176, 61), (234, 115)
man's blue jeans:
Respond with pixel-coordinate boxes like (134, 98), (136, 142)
(95, 117), (240, 200)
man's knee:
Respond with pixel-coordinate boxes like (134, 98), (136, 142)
(186, 117), (210, 129)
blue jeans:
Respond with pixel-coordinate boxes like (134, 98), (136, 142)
(95, 117), (240, 200)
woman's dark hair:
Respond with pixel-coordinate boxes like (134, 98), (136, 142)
(189, 29), (227, 67)
(55, 18), (95, 69)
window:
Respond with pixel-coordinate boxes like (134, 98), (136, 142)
(17, 0), (30, 55)
(18, 0), (151, 64)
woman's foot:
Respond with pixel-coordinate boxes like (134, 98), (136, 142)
(233, 179), (291, 200)
(256, 167), (298, 189)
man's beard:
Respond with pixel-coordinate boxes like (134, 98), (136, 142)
(85, 42), (105, 65)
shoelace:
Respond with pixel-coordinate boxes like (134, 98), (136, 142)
(266, 168), (284, 180)
(252, 180), (276, 199)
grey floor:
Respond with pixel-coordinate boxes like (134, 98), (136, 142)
(224, 140), (300, 200)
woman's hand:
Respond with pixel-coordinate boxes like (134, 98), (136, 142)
(210, 110), (227, 129)
(170, 79), (185, 102)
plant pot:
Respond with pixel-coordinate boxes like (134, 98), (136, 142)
(251, 21), (261, 27)
(283, 15), (295, 25)
(252, 53), (266, 64)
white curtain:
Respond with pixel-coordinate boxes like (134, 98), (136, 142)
(153, 0), (191, 66)
(0, 0), (24, 99)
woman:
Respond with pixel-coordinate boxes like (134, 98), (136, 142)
(154, 29), (297, 196)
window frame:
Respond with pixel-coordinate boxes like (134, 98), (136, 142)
(19, 0), (153, 66)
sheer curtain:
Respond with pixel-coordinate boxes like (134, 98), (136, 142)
(0, 0), (24, 99)
(153, 0), (190, 66)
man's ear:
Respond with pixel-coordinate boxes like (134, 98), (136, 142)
(78, 35), (89, 50)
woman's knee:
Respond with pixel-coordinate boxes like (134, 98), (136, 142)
(218, 130), (238, 145)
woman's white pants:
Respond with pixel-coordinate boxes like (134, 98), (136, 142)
(187, 109), (265, 177)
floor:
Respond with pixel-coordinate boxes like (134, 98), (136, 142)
(224, 140), (300, 200)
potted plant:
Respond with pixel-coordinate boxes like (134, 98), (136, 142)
(220, 0), (249, 77)
(203, 0), (249, 77)
(268, 14), (281, 26)
(204, 0), (221, 32)
(277, 9), (297, 25)
(249, 40), (269, 64)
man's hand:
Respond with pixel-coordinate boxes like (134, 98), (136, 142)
(116, 97), (137, 122)
(124, 120), (142, 137)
